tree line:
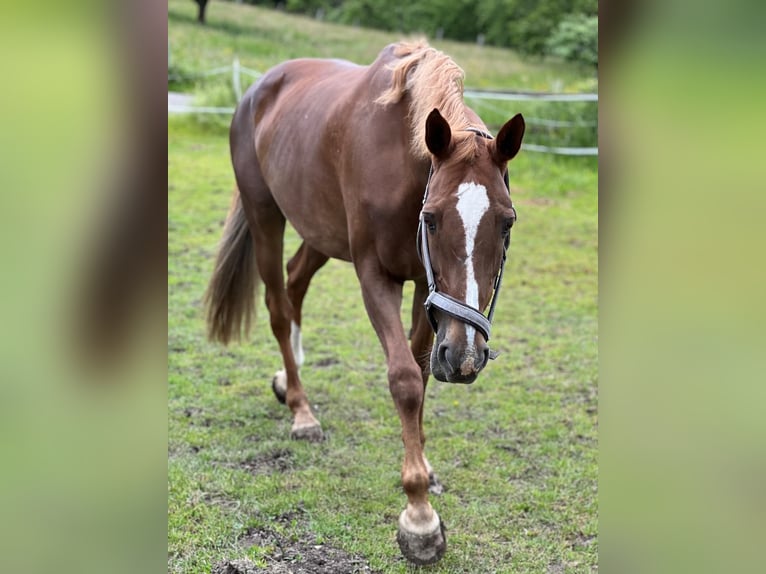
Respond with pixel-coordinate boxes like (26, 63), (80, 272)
(197, 0), (597, 68)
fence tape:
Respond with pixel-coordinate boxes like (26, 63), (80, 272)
(525, 117), (597, 128)
(465, 89), (598, 102)
(169, 104), (235, 114)
(523, 144), (598, 156)
(240, 67), (262, 79)
(470, 96), (596, 128)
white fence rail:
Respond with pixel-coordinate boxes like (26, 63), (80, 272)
(169, 59), (597, 156)
(464, 89), (598, 102)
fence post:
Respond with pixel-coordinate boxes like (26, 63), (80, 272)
(232, 56), (242, 101)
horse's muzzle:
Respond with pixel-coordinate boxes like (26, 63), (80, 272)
(430, 338), (489, 384)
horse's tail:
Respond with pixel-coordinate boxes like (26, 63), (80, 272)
(205, 189), (260, 345)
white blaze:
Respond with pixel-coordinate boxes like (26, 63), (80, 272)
(290, 321), (304, 367)
(455, 182), (489, 347)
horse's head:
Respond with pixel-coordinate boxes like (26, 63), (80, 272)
(420, 108), (525, 383)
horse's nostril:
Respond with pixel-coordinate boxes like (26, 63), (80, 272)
(437, 343), (453, 373)
(480, 347), (490, 369)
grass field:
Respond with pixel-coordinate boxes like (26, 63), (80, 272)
(169, 2), (598, 572)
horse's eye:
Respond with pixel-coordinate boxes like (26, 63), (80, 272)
(502, 216), (514, 236)
(502, 207), (518, 236)
(423, 212), (437, 234)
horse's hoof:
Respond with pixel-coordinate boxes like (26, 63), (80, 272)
(271, 370), (287, 404)
(396, 510), (446, 565)
(290, 422), (323, 442)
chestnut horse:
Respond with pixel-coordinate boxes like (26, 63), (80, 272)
(205, 40), (524, 565)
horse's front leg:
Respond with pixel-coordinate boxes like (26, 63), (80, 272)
(410, 278), (443, 495)
(355, 259), (446, 565)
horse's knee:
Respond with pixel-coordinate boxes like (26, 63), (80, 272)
(265, 295), (292, 337)
(388, 365), (424, 414)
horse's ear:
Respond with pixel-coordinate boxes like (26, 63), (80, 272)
(494, 113), (525, 163)
(425, 108), (451, 159)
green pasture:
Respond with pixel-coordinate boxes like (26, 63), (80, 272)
(169, 2), (597, 572)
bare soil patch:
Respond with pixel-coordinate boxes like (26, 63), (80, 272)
(213, 507), (376, 574)
(238, 449), (294, 475)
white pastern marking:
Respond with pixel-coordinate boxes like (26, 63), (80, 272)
(455, 182), (489, 347)
(290, 321), (304, 368)
(273, 369), (287, 395)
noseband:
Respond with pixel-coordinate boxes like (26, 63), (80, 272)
(416, 127), (516, 360)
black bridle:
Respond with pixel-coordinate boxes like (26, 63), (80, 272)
(416, 127), (516, 360)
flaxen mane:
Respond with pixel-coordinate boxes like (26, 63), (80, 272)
(376, 40), (480, 163)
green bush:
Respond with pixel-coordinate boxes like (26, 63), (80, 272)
(547, 13), (598, 68)
(221, 0), (598, 67)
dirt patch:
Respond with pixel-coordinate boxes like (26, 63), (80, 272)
(213, 507), (376, 574)
(235, 529), (374, 573)
(239, 449), (294, 475)
(183, 407), (213, 427)
(569, 531), (596, 550)
(312, 357), (341, 368)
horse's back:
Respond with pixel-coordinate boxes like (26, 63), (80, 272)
(229, 57), (365, 259)
(230, 45), (425, 269)
(232, 43), (407, 180)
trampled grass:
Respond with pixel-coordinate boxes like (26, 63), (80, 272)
(169, 3), (597, 573)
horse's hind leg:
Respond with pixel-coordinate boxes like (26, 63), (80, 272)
(272, 242), (329, 404)
(236, 182), (322, 441)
